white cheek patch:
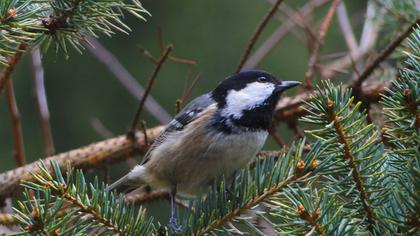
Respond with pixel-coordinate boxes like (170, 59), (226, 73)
(222, 82), (275, 119)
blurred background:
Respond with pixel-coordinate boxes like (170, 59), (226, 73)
(1, 0), (368, 173)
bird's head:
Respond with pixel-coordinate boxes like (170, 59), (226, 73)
(211, 70), (300, 121)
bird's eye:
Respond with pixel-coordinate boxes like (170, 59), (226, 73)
(258, 76), (268, 82)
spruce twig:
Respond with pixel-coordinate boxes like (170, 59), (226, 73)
(127, 45), (173, 141)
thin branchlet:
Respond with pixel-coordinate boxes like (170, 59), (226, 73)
(326, 100), (376, 231)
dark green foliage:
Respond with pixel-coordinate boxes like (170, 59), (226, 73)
(381, 26), (420, 234)
(0, 0), (148, 64)
(12, 162), (155, 235)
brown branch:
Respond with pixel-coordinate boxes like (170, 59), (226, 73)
(0, 126), (165, 201)
(86, 37), (172, 124)
(30, 48), (55, 156)
(303, 0), (341, 89)
(321, 2), (382, 79)
(127, 45), (173, 140)
(297, 206), (326, 236)
(353, 18), (420, 88)
(236, 0), (285, 73)
(327, 101), (376, 231)
(6, 80), (26, 167)
(243, 0), (329, 69)
(0, 44), (27, 94)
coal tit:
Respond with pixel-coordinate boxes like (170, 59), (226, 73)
(107, 69), (300, 231)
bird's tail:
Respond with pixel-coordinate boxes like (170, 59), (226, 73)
(106, 165), (148, 193)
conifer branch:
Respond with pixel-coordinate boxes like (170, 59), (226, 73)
(296, 205), (326, 236)
(197, 173), (311, 235)
(326, 99), (376, 230)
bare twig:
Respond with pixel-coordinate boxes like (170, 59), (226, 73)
(303, 0), (341, 89)
(353, 18), (420, 88)
(85, 37), (172, 124)
(6, 80), (26, 167)
(337, 2), (358, 56)
(321, 2), (383, 79)
(236, 0), (285, 72)
(138, 46), (159, 64)
(30, 48), (55, 156)
(157, 28), (197, 65)
(180, 73), (202, 105)
(140, 121), (149, 149)
(244, 0), (329, 69)
(0, 44), (26, 94)
(91, 117), (114, 139)
(127, 45), (173, 140)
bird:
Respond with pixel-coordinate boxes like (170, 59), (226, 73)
(107, 69), (300, 232)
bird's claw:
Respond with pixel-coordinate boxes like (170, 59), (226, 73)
(169, 217), (182, 234)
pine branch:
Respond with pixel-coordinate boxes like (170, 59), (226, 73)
(183, 140), (323, 235)
(302, 82), (389, 233)
(325, 97), (376, 230)
(13, 161), (155, 235)
(0, 0), (149, 91)
(380, 26), (420, 234)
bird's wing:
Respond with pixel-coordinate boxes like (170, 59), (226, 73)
(140, 93), (215, 165)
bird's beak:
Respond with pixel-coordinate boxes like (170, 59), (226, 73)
(275, 81), (301, 92)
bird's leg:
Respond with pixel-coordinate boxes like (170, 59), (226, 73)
(169, 186), (181, 233)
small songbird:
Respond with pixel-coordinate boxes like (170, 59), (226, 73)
(107, 69), (300, 231)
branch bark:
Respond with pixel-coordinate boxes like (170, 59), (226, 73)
(0, 44), (26, 94)
(0, 126), (165, 201)
(6, 80), (26, 167)
(30, 48), (55, 156)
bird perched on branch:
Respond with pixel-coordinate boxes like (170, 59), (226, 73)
(107, 69), (300, 232)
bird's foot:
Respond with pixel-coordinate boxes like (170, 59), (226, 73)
(169, 217), (182, 234)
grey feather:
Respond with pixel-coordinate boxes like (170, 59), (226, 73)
(107, 93), (215, 191)
(140, 93), (214, 165)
